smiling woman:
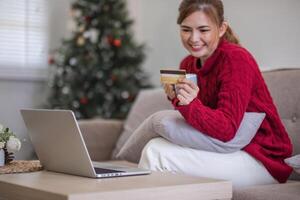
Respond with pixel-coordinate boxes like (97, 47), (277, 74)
(131, 0), (294, 188)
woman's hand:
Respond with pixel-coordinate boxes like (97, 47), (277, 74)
(163, 84), (176, 100)
(176, 78), (199, 105)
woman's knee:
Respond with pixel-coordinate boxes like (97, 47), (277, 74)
(141, 138), (163, 158)
(149, 110), (181, 133)
(139, 138), (166, 170)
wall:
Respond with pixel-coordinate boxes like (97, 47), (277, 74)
(223, 0), (300, 70)
(128, 0), (300, 86)
(0, 80), (46, 159)
(0, 0), (72, 159)
(128, 0), (184, 86)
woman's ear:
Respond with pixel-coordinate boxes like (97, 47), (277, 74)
(219, 21), (228, 38)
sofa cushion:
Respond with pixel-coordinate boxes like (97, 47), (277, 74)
(282, 119), (300, 180)
(262, 69), (300, 121)
(281, 119), (300, 157)
(285, 154), (300, 179)
(111, 88), (172, 158)
(263, 69), (300, 155)
(116, 110), (265, 163)
(263, 69), (300, 180)
(233, 181), (300, 200)
(154, 110), (265, 153)
(79, 119), (123, 161)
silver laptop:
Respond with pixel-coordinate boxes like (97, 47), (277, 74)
(20, 109), (151, 178)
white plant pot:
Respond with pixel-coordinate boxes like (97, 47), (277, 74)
(0, 149), (4, 167)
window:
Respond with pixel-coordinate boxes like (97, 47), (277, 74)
(0, 0), (48, 81)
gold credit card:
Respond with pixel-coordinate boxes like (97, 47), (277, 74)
(160, 69), (186, 84)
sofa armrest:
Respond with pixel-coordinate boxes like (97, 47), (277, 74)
(78, 118), (124, 161)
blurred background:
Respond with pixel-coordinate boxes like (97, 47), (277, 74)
(0, 0), (299, 160)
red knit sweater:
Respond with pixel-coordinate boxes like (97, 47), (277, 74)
(172, 39), (293, 183)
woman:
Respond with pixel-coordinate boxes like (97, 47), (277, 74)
(138, 0), (293, 188)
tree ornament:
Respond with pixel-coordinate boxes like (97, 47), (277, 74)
(62, 86), (70, 94)
(96, 71), (103, 79)
(56, 68), (64, 76)
(121, 91), (130, 99)
(128, 95), (135, 102)
(84, 29), (99, 44)
(78, 25), (85, 33)
(84, 15), (92, 23)
(72, 101), (80, 108)
(107, 35), (114, 44)
(114, 21), (121, 28)
(90, 29), (99, 43)
(83, 31), (90, 38)
(48, 56), (55, 65)
(113, 39), (122, 47)
(77, 36), (85, 46)
(73, 9), (82, 18)
(80, 97), (88, 105)
(111, 74), (117, 81)
(69, 58), (77, 66)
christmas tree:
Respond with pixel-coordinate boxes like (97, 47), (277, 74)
(47, 0), (152, 119)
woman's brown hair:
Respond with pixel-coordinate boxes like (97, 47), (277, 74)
(177, 0), (240, 45)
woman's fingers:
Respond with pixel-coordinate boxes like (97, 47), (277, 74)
(163, 78), (199, 105)
(177, 87), (191, 99)
(176, 82), (194, 93)
(177, 94), (188, 105)
(164, 84), (176, 99)
(177, 82), (199, 96)
(175, 78), (199, 105)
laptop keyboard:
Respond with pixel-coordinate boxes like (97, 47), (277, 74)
(94, 167), (124, 174)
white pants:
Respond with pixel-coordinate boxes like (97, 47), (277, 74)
(138, 138), (277, 189)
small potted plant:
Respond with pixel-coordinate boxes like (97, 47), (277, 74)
(0, 124), (21, 166)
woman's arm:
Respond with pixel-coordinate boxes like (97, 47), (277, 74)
(175, 52), (255, 142)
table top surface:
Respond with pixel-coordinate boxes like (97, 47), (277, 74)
(0, 161), (232, 200)
(0, 169), (231, 195)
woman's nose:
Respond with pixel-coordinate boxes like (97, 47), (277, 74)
(190, 30), (201, 42)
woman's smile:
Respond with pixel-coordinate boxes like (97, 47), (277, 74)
(190, 44), (205, 52)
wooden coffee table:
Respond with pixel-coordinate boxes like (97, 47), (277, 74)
(0, 164), (232, 200)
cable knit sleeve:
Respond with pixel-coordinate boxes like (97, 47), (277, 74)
(176, 51), (254, 142)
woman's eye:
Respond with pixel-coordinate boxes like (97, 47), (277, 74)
(200, 29), (209, 33)
(181, 29), (191, 32)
